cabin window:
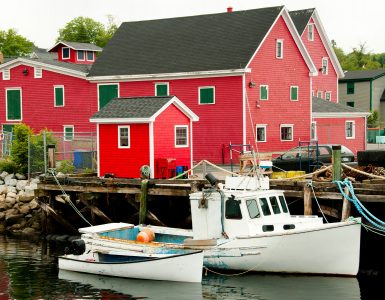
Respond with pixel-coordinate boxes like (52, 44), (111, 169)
(284, 224), (295, 230)
(34, 67), (42, 78)
(258, 198), (271, 216)
(269, 196), (281, 214)
(155, 83), (169, 96)
(311, 122), (317, 141)
(325, 91), (331, 101)
(62, 47), (70, 59)
(317, 91), (323, 99)
(2, 69), (10, 80)
(347, 101), (355, 107)
(260, 85), (268, 100)
(347, 82), (355, 94)
(118, 126), (130, 148)
(345, 121), (355, 139)
(63, 125), (74, 141)
(276, 39), (283, 59)
(199, 86), (215, 104)
(308, 24), (314, 41)
(280, 124), (293, 141)
(77, 50), (85, 61)
(246, 199), (260, 219)
(256, 125), (266, 142)
(87, 51), (94, 61)
(225, 198), (242, 219)
(6, 88), (22, 121)
(262, 225), (274, 232)
(54, 86), (64, 107)
(279, 195), (289, 213)
(322, 58), (328, 75)
(175, 125), (188, 147)
(290, 86), (298, 101)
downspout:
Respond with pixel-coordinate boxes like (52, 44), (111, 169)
(370, 80), (373, 111)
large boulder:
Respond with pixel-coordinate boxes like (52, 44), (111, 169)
(5, 179), (17, 187)
(19, 204), (31, 215)
(18, 191), (35, 203)
(29, 199), (39, 210)
(15, 173), (26, 180)
(0, 185), (7, 195)
(0, 171), (8, 180)
(5, 213), (24, 225)
(16, 180), (28, 191)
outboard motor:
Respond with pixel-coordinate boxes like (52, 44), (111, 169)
(64, 239), (86, 255)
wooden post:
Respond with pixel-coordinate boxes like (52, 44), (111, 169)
(303, 184), (312, 215)
(139, 179), (149, 224)
(47, 144), (56, 169)
(332, 145), (341, 181)
(341, 186), (352, 221)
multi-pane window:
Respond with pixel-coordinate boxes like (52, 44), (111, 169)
(62, 47), (70, 59)
(311, 122), (317, 140)
(280, 124), (293, 141)
(256, 125), (266, 142)
(6, 88), (22, 121)
(347, 101), (355, 107)
(155, 83), (169, 96)
(308, 24), (314, 41)
(317, 91), (323, 99)
(77, 50), (85, 61)
(325, 91), (331, 101)
(87, 51), (94, 61)
(322, 58), (328, 74)
(118, 126), (130, 148)
(199, 87), (215, 104)
(175, 125), (188, 147)
(54, 86), (64, 107)
(2, 69), (10, 80)
(34, 67), (42, 78)
(64, 126), (74, 141)
(260, 85), (268, 100)
(345, 121), (355, 139)
(347, 82), (355, 94)
(290, 86), (298, 101)
(276, 39), (283, 59)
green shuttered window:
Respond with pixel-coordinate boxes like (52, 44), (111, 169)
(199, 87), (215, 104)
(347, 82), (355, 94)
(54, 86), (64, 107)
(290, 86), (298, 101)
(156, 83), (169, 96)
(6, 89), (22, 121)
(98, 84), (119, 110)
(260, 85), (268, 100)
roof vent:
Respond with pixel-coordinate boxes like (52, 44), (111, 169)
(227, 7), (233, 13)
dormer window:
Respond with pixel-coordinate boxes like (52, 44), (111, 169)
(2, 69), (10, 80)
(62, 47), (70, 59)
(308, 24), (314, 41)
(77, 50), (85, 61)
(86, 51), (94, 61)
(276, 39), (283, 59)
(322, 58), (328, 75)
(34, 67), (42, 78)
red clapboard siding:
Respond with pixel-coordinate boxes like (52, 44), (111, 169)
(314, 117), (366, 154)
(301, 19), (338, 101)
(98, 123), (150, 178)
(245, 16), (311, 153)
(0, 64), (96, 133)
(153, 103), (191, 168)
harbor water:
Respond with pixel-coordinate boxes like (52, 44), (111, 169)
(0, 235), (381, 299)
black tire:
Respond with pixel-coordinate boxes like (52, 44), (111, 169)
(357, 150), (385, 167)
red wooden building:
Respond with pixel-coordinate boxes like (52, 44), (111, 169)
(90, 96), (198, 178)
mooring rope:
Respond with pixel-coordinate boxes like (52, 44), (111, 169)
(342, 163), (385, 180)
(307, 180), (329, 223)
(203, 262), (261, 277)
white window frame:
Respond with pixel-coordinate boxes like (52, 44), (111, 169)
(34, 67), (42, 79)
(86, 51), (94, 62)
(118, 125), (130, 148)
(260, 85), (269, 100)
(308, 24), (314, 41)
(62, 47), (70, 60)
(198, 86), (215, 105)
(256, 124), (267, 142)
(317, 91), (323, 99)
(280, 124), (293, 142)
(2, 69), (10, 80)
(155, 82), (169, 96)
(322, 57), (328, 75)
(54, 85), (65, 107)
(276, 39), (283, 59)
(6, 87), (22, 121)
(175, 125), (188, 148)
(345, 121), (355, 139)
(290, 86), (299, 101)
(311, 121), (317, 141)
(63, 125), (74, 141)
(77, 50), (85, 61)
(325, 91), (331, 101)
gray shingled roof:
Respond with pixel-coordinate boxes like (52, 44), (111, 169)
(91, 96), (174, 119)
(312, 96), (364, 113)
(289, 9), (315, 35)
(340, 69), (385, 82)
(25, 57), (91, 73)
(88, 6), (283, 77)
(60, 41), (102, 52)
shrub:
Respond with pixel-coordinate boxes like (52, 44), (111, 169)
(0, 158), (17, 173)
(10, 124), (33, 174)
(56, 159), (75, 174)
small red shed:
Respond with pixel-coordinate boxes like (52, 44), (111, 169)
(90, 96), (199, 178)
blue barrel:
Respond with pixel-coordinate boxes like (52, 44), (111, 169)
(73, 150), (93, 169)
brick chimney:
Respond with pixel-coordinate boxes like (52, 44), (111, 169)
(0, 52), (4, 64)
(227, 7), (233, 13)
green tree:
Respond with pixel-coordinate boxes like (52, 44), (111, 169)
(0, 28), (34, 56)
(10, 124), (33, 174)
(367, 110), (379, 128)
(57, 16), (118, 47)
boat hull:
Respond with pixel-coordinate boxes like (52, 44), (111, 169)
(58, 251), (203, 283)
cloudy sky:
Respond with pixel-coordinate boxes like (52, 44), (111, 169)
(1, 0), (384, 53)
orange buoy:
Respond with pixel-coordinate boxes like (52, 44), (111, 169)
(136, 228), (155, 243)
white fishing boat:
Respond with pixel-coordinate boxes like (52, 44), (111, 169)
(75, 174), (361, 276)
(58, 249), (203, 283)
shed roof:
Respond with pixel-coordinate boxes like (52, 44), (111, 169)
(88, 6), (286, 77)
(312, 96), (369, 117)
(339, 69), (385, 82)
(48, 41), (102, 53)
(289, 8), (315, 35)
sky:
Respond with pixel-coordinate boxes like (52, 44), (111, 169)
(1, 0), (384, 53)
